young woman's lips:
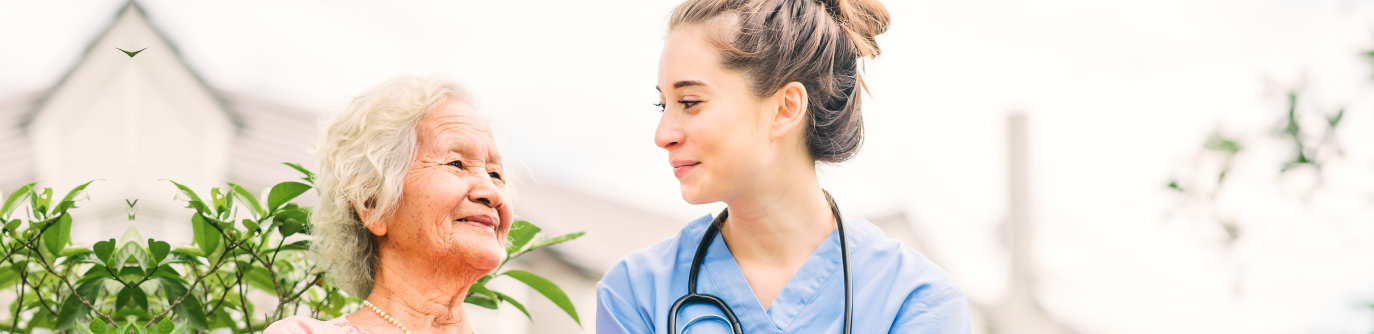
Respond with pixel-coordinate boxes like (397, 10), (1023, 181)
(671, 160), (700, 179)
(456, 215), (498, 233)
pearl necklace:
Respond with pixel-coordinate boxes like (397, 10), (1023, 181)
(361, 300), (410, 334)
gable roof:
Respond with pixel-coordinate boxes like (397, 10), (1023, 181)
(17, 0), (241, 129)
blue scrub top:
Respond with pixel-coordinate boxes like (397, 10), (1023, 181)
(596, 214), (972, 333)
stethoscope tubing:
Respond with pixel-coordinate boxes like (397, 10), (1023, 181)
(667, 192), (852, 334)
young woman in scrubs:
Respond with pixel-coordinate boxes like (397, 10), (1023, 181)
(596, 0), (971, 333)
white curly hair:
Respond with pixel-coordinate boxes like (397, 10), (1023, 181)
(311, 75), (469, 298)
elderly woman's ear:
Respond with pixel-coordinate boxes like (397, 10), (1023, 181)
(269, 76), (508, 334)
(353, 200), (387, 237)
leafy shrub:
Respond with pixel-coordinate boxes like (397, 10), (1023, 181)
(0, 164), (583, 333)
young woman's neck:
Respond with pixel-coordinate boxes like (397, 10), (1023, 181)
(718, 165), (836, 265)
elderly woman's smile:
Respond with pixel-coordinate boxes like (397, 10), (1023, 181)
(268, 76), (514, 334)
(391, 98), (512, 271)
(454, 215), (497, 230)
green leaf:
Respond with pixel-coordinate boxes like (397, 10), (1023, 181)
(117, 319), (149, 334)
(158, 277), (207, 330)
(55, 294), (86, 330)
(32, 187), (53, 217)
(59, 247), (92, 258)
(465, 294), (499, 309)
(502, 269), (580, 326)
(0, 270), (17, 288)
(468, 281), (499, 300)
(150, 265), (181, 280)
(116, 285), (149, 311)
(266, 181), (311, 213)
(5, 219), (20, 239)
(0, 182), (34, 219)
(156, 318), (175, 334)
(274, 207), (309, 238)
(506, 220), (540, 255)
(241, 218), (260, 232)
(94, 239), (116, 266)
(148, 239), (170, 264)
(75, 322), (97, 334)
(125, 198), (139, 221)
(170, 247), (204, 259)
(1327, 108), (1345, 129)
(41, 213), (72, 256)
(57, 278), (105, 330)
(210, 187), (231, 216)
(528, 231), (586, 250)
(284, 162), (316, 185)
(1203, 132), (1241, 155)
(227, 183), (267, 219)
(493, 291), (532, 321)
(244, 266), (276, 294)
(51, 180), (95, 215)
(191, 214), (220, 257)
(170, 320), (189, 334)
(266, 239), (310, 253)
(115, 241), (150, 271)
(167, 180), (210, 215)
(78, 265), (113, 282)
(117, 265), (146, 283)
(90, 318), (109, 334)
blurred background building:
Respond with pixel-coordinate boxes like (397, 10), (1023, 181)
(2, 0), (1373, 333)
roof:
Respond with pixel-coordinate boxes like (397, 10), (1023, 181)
(17, 0), (241, 129)
(0, 91), (42, 190)
(511, 181), (683, 277)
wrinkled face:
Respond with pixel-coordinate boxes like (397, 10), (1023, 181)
(385, 99), (512, 274)
(655, 24), (772, 204)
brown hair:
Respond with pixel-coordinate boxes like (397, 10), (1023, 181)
(670, 0), (890, 162)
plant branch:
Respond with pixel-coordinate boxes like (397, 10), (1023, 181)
(16, 227), (117, 327)
(207, 216), (285, 297)
(19, 272), (56, 316)
(10, 269), (24, 334)
(143, 240), (237, 327)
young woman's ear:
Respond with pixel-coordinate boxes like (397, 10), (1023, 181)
(769, 81), (809, 140)
(354, 199), (387, 237)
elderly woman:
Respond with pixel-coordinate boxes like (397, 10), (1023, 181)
(266, 76), (512, 334)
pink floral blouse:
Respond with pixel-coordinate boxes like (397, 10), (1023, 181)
(263, 315), (367, 334)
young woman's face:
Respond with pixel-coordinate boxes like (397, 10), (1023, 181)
(655, 25), (772, 204)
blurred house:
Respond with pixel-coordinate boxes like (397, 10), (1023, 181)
(0, 2), (1082, 333)
(0, 1), (316, 246)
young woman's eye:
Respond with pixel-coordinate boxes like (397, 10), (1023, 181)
(447, 160), (464, 169)
(653, 103), (666, 113)
(679, 100), (700, 109)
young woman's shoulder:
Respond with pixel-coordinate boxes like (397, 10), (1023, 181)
(846, 217), (961, 288)
(598, 214), (713, 290)
(595, 214), (715, 334)
(846, 218), (972, 332)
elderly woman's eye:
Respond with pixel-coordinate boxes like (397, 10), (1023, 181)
(488, 171), (503, 181)
(447, 160), (464, 169)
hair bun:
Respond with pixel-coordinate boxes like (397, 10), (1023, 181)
(824, 0), (890, 58)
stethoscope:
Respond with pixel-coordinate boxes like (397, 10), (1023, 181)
(667, 191), (852, 334)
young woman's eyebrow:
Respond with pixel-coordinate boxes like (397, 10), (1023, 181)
(655, 80), (708, 92)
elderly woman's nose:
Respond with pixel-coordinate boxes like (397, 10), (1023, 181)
(466, 175), (503, 208)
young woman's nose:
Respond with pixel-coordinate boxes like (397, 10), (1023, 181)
(654, 114), (684, 149)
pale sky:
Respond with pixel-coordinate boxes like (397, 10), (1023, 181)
(3, 0), (1374, 332)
